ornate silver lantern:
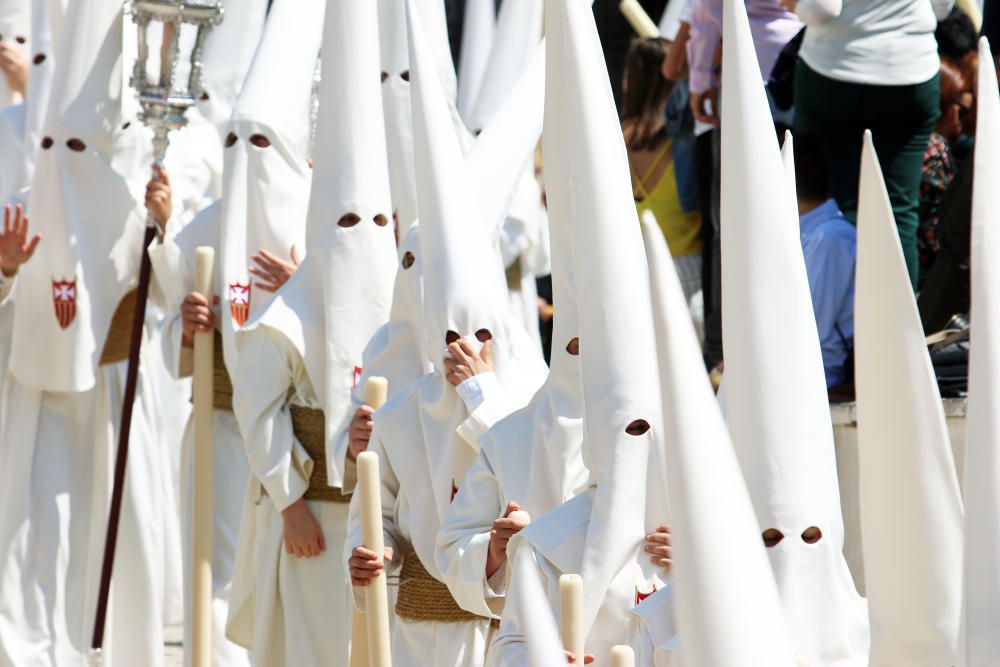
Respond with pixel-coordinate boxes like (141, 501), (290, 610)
(128, 0), (224, 163)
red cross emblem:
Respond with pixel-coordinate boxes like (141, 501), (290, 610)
(51, 278), (77, 329)
(635, 584), (657, 607)
(353, 366), (363, 389)
(228, 282), (251, 327)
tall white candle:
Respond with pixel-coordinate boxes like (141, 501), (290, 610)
(559, 574), (584, 661)
(610, 645), (635, 667)
(191, 246), (215, 667)
(619, 0), (661, 38)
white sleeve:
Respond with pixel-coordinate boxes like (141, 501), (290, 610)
(490, 544), (551, 667)
(0, 270), (15, 304)
(435, 452), (507, 619)
(232, 327), (312, 512)
(344, 428), (403, 612)
(456, 373), (518, 449)
(793, 0), (842, 24)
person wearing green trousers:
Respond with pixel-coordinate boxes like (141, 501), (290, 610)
(788, 0), (952, 288)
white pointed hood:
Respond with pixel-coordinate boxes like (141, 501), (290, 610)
(719, 2), (869, 661)
(403, 0), (545, 519)
(641, 200), (797, 667)
(378, 0), (464, 238)
(533, 0), (663, 637)
(457, 0), (494, 125)
(9, 0), (145, 392)
(240, 0), (398, 489)
(512, 547), (576, 666)
(218, 0), (324, 369)
(468, 0), (542, 134)
(960, 36), (1000, 667)
(196, 0), (267, 138)
(0, 0), (29, 109)
(855, 130), (964, 666)
(477, 38), (585, 517)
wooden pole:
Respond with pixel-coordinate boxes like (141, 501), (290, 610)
(559, 574), (584, 662)
(190, 247), (215, 667)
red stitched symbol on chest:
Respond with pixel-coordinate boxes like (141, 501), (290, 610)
(635, 584), (657, 607)
(228, 282), (251, 327)
(52, 278), (77, 329)
(353, 366), (362, 389)
(451, 480), (459, 503)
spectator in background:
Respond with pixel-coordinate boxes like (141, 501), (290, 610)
(789, 0), (953, 289)
(794, 133), (856, 390)
(622, 37), (703, 302)
(919, 59), (972, 282)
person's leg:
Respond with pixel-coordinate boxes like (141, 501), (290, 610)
(695, 129), (715, 325)
(869, 75), (940, 287)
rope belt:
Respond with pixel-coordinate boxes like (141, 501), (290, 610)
(290, 405), (351, 504)
(395, 541), (481, 624)
(99, 289), (138, 366)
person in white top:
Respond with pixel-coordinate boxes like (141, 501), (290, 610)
(789, 0), (955, 287)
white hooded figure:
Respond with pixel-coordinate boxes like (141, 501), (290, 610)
(435, 38), (588, 626)
(457, 0), (494, 126)
(959, 37), (1000, 667)
(466, 0), (547, 349)
(0, 0), (170, 664)
(627, 197), (798, 667)
(378, 0), (468, 242)
(491, 1), (668, 664)
(224, 0), (397, 664)
(508, 548), (575, 667)
(218, 0), (323, 371)
(855, 129), (964, 666)
(342, 2), (545, 665)
(714, 1), (870, 664)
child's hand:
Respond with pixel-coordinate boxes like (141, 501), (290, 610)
(347, 405), (375, 462)
(444, 338), (493, 386)
(564, 651), (595, 664)
(180, 291), (218, 348)
(486, 501), (528, 577)
(349, 545), (394, 586)
(644, 525), (671, 571)
(250, 245), (301, 293)
(0, 204), (40, 277)
(145, 165), (172, 231)
(281, 498), (325, 558)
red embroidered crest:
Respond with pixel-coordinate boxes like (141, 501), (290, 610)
(52, 278), (77, 329)
(228, 282), (251, 327)
(635, 584), (657, 607)
(451, 480), (459, 503)
(353, 366), (363, 389)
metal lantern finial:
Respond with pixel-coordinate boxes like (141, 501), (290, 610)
(128, 0), (224, 163)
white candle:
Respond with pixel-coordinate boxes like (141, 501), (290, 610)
(619, 0), (661, 38)
(365, 375), (388, 411)
(191, 246), (215, 667)
(610, 645), (635, 667)
(359, 448), (391, 667)
(559, 574), (584, 661)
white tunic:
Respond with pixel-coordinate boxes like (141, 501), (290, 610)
(227, 327), (352, 667)
(0, 318), (166, 667)
(489, 492), (664, 667)
(627, 586), (680, 667)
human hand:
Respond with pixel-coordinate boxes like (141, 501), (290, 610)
(145, 165), (172, 231)
(779, 0), (798, 12)
(250, 245), (301, 293)
(180, 291), (217, 348)
(662, 21), (690, 81)
(347, 405), (375, 462)
(0, 42), (28, 96)
(644, 524), (672, 571)
(444, 338), (494, 387)
(564, 651), (595, 664)
(486, 501), (529, 577)
(0, 204), (40, 277)
(349, 545), (394, 586)
(281, 498), (326, 558)
(690, 88), (719, 126)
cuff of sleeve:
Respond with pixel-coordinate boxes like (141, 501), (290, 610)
(457, 391), (512, 450)
(485, 565), (507, 599)
(456, 371), (500, 413)
(260, 442), (313, 513)
(0, 271), (15, 305)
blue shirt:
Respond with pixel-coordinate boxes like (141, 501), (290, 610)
(800, 199), (856, 387)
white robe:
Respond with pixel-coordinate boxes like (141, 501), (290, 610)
(489, 491), (664, 667)
(0, 311), (166, 667)
(343, 373), (519, 667)
(627, 586), (680, 667)
(227, 327), (352, 667)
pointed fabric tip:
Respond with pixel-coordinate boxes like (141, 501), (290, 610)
(855, 131), (964, 666)
(640, 213), (797, 666)
(509, 547), (570, 666)
(961, 34), (1000, 667)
